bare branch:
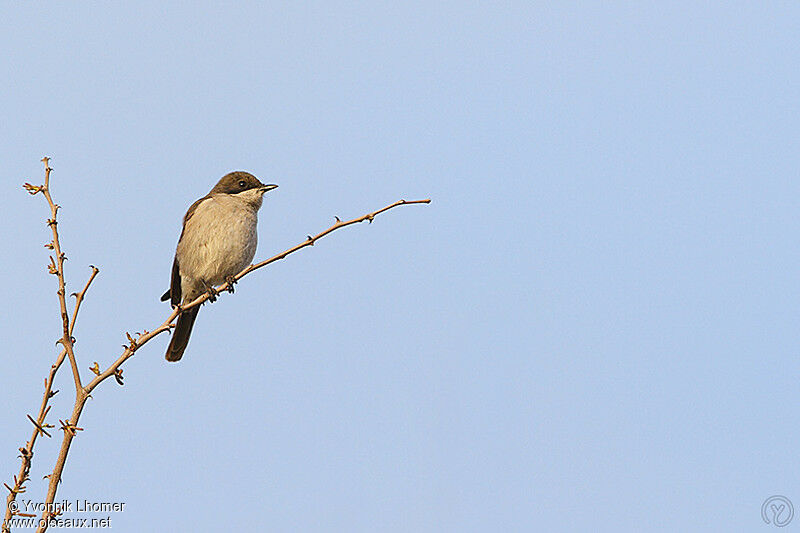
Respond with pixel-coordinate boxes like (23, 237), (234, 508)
(69, 266), (99, 337)
(4, 163), (100, 533)
(37, 157), (83, 395)
(84, 198), (431, 394)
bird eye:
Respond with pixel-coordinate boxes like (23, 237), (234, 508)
(238, 180), (246, 188)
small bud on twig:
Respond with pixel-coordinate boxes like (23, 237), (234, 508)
(58, 420), (83, 436)
(23, 182), (43, 195)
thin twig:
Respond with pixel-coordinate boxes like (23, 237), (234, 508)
(69, 266), (99, 337)
(83, 198), (431, 393)
(38, 157), (83, 395)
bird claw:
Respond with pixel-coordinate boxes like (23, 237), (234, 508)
(201, 281), (218, 302)
(224, 275), (237, 294)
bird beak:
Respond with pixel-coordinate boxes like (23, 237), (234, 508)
(260, 184), (278, 193)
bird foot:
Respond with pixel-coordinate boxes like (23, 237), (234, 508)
(201, 281), (219, 303)
(224, 275), (237, 294)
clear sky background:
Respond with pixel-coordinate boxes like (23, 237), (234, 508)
(1, 2), (799, 531)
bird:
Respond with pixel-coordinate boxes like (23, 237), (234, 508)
(161, 171), (278, 361)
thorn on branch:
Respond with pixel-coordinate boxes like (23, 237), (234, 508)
(47, 218), (57, 227)
(89, 362), (100, 376)
(49, 389), (59, 399)
(307, 235), (314, 245)
(335, 216), (341, 223)
(366, 214), (374, 224)
(44, 242), (54, 249)
(42, 474), (62, 486)
(54, 336), (74, 347)
(114, 368), (124, 386)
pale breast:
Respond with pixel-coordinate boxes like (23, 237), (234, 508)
(177, 194), (259, 289)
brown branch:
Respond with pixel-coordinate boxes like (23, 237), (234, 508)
(83, 197), (431, 394)
(3, 264), (98, 532)
(13, 159), (428, 532)
(69, 266), (99, 336)
(4, 159), (100, 533)
(38, 157), (83, 395)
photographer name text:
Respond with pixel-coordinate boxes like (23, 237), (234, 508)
(14, 499), (125, 514)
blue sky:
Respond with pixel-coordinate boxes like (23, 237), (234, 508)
(1, 2), (799, 531)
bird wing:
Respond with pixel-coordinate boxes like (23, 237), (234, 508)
(161, 194), (211, 304)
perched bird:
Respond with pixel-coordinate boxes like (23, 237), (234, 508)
(161, 171), (278, 361)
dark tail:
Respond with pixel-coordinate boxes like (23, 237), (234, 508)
(166, 307), (199, 362)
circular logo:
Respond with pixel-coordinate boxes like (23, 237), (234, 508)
(762, 496), (794, 527)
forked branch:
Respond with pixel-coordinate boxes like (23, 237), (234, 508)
(5, 160), (100, 533)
